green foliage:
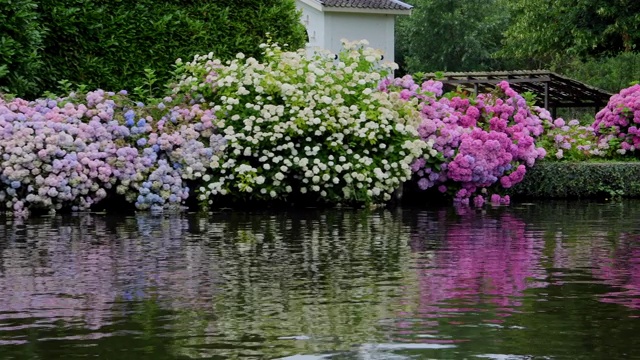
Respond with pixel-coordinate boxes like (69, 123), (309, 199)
(532, 117), (625, 162)
(396, 0), (511, 74)
(133, 69), (160, 100)
(0, 0), (45, 96)
(499, 0), (640, 68)
(521, 91), (538, 107)
(509, 162), (640, 199)
(11, 0), (305, 99)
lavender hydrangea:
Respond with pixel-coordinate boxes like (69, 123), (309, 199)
(0, 90), (216, 216)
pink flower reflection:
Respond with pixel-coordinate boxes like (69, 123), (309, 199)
(408, 212), (546, 317)
(591, 236), (640, 310)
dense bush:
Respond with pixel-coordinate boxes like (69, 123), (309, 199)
(7, 0), (306, 98)
(591, 84), (640, 156)
(509, 162), (640, 199)
(0, 0), (45, 96)
(536, 117), (620, 161)
(8, 38), (640, 217)
(512, 84), (640, 201)
(533, 85), (640, 162)
(381, 76), (547, 206)
(171, 41), (434, 206)
(0, 90), (216, 216)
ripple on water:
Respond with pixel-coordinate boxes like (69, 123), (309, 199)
(0, 202), (639, 359)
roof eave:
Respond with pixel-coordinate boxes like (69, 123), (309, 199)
(298, 0), (324, 11)
(322, 7), (412, 15)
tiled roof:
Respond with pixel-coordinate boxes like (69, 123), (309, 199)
(319, 0), (413, 10)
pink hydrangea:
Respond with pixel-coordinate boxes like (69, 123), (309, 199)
(384, 77), (546, 205)
(592, 84), (640, 153)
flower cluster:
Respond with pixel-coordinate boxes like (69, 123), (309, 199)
(0, 90), (213, 216)
(592, 84), (640, 156)
(171, 41), (435, 205)
(536, 116), (617, 160)
(383, 76), (547, 205)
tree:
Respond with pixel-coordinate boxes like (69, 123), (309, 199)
(395, 0), (511, 74)
(498, 0), (640, 68)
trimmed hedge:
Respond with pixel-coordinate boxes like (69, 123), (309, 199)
(2, 0), (307, 99)
(508, 162), (640, 199)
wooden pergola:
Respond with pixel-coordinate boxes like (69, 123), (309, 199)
(422, 70), (613, 117)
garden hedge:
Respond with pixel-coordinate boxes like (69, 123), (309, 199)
(1, 0), (307, 99)
(508, 162), (640, 199)
(0, 0), (44, 97)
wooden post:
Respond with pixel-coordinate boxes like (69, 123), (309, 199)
(544, 82), (549, 109)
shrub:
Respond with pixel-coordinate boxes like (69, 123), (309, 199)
(592, 84), (640, 156)
(0, 0), (44, 96)
(509, 162), (640, 199)
(381, 76), (547, 206)
(171, 41), (434, 206)
(0, 42), (436, 216)
(535, 117), (619, 161)
(31, 0), (306, 99)
(0, 90), (214, 216)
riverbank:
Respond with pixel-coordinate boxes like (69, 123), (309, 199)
(83, 161), (640, 214)
(396, 161), (640, 207)
(2, 44), (639, 217)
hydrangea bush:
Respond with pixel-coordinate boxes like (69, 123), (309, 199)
(0, 90), (214, 216)
(536, 117), (617, 161)
(170, 41), (436, 206)
(381, 76), (547, 205)
(13, 41), (634, 216)
(592, 84), (640, 156)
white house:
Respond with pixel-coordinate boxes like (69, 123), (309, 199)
(295, 0), (413, 63)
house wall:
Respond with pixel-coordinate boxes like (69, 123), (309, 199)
(295, 1), (325, 57)
(324, 12), (396, 62)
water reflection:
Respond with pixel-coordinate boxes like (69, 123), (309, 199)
(0, 215), (218, 331)
(389, 211), (548, 345)
(553, 229), (640, 310)
(414, 212), (546, 306)
(594, 237), (640, 310)
(0, 202), (638, 359)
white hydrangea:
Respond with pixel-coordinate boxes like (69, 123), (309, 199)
(173, 40), (436, 205)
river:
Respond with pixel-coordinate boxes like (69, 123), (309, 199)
(1, 201), (639, 359)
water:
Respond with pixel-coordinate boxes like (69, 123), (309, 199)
(0, 201), (639, 359)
